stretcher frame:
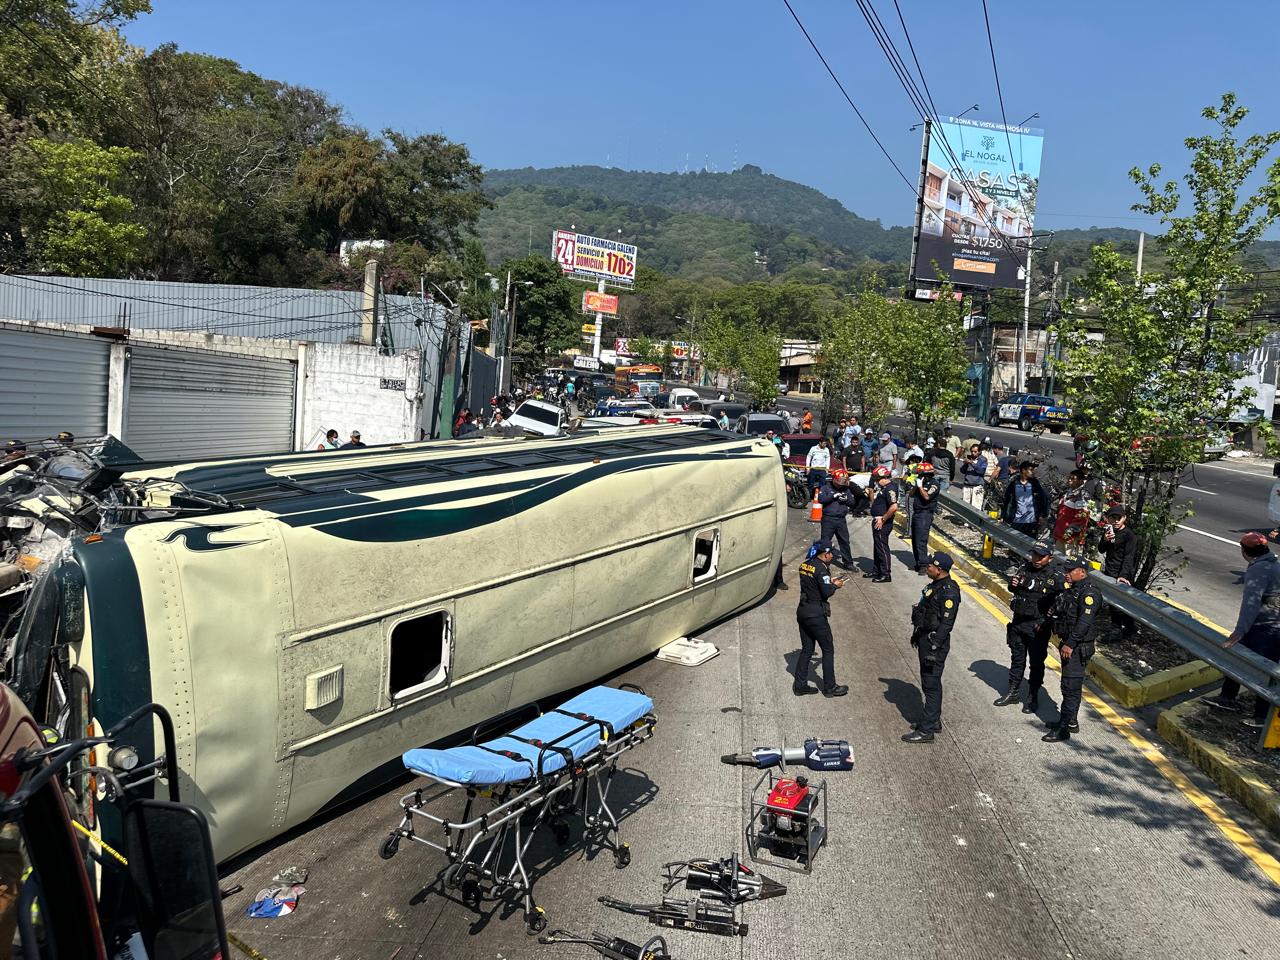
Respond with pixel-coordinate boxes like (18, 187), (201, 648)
(379, 691), (657, 933)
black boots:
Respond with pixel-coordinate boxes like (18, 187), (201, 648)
(1042, 726), (1071, 742)
(1022, 687), (1040, 714)
(993, 680), (1022, 707)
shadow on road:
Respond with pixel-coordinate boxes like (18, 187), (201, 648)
(879, 675), (922, 726)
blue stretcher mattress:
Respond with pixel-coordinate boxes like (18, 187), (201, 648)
(402, 686), (654, 786)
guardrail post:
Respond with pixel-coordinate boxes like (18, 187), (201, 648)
(983, 510), (997, 559)
(1260, 704), (1280, 751)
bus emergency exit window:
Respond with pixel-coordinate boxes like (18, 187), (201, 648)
(389, 611), (449, 699)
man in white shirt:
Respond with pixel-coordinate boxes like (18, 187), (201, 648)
(877, 432), (899, 475)
(805, 438), (832, 497)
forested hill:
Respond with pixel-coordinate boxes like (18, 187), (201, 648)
(481, 164), (912, 263)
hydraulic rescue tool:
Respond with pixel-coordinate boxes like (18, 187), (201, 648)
(538, 930), (673, 959)
(598, 855), (785, 937)
(720, 738), (853, 771)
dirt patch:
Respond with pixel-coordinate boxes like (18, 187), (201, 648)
(932, 510), (1195, 679)
(1180, 702), (1280, 791)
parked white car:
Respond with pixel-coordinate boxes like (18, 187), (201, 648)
(506, 399), (565, 436)
(668, 387), (701, 409)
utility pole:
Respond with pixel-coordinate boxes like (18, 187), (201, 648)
(437, 305), (462, 439)
(1019, 250), (1033, 393)
(361, 259), (380, 345)
(1136, 231), (1145, 278)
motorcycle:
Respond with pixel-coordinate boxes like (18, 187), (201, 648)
(783, 466), (810, 509)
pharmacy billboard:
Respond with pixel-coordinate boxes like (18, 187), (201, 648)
(553, 229), (637, 287)
(910, 116), (1044, 291)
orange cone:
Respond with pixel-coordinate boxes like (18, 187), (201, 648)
(809, 490), (823, 522)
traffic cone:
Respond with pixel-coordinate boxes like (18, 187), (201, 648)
(809, 490), (823, 523)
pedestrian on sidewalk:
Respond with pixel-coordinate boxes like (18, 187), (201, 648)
(996, 542), (1066, 712)
(865, 466), (897, 583)
(1043, 559), (1099, 742)
(794, 543), (848, 698)
(958, 443), (985, 510)
(1204, 532), (1280, 728)
(876, 431), (899, 476)
(903, 552), (961, 743)
(317, 429), (340, 451)
(1001, 461), (1049, 538)
(929, 436), (955, 497)
(1097, 505), (1138, 636)
(942, 424), (963, 460)
(801, 408), (814, 433)
(817, 469), (855, 569)
(1052, 469), (1092, 556)
(340, 430), (366, 449)
(909, 462), (941, 573)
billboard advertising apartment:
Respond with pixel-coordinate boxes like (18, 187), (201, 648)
(911, 116), (1044, 291)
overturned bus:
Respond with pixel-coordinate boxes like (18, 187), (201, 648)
(1, 425), (784, 860)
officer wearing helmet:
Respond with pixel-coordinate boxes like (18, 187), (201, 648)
(817, 468), (854, 569)
(909, 460), (941, 573)
(794, 542), (849, 697)
(865, 465), (897, 583)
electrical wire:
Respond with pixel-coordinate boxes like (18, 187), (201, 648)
(980, 0), (1029, 214)
(779, 0), (916, 195)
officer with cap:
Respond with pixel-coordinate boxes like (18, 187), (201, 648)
(996, 542), (1065, 711)
(909, 461), (940, 573)
(817, 468), (854, 569)
(1044, 558), (1100, 742)
(865, 465), (898, 583)
(903, 552), (962, 743)
(1204, 532), (1280, 728)
(794, 542), (849, 697)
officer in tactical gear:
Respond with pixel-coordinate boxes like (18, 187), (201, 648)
(995, 542), (1065, 712)
(1043, 558), (1099, 742)
(865, 465), (897, 583)
(903, 551), (962, 743)
(794, 543), (849, 698)
(909, 461), (940, 573)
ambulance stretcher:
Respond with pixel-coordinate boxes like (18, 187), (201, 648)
(379, 684), (657, 932)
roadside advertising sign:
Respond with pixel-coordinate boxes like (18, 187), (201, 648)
(582, 291), (620, 315)
(910, 117), (1044, 291)
(554, 229), (638, 287)
(581, 323), (599, 334)
(614, 338), (701, 361)
(573, 355), (601, 371)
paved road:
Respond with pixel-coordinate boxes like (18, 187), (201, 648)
(669, 382), (1268, 626)
(221, 509), (1280, 959)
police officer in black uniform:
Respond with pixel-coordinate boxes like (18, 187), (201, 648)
(817, 468), (854, 569)
(995, 542), (1065, 712)
(902, 551), (961, 743)
(1043, 559), (1099, 742)
(909, 461), (940, 573)
(794, 543), (849, 698)
(864, 465), (897, 583)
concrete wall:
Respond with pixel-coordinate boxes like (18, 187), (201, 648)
(302, 342), (423, 449)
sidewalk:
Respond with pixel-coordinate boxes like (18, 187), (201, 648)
(219, 510), (1280, 960)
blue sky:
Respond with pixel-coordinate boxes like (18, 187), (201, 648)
(123, 1), (1280, 235)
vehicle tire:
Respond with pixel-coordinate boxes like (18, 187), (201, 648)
(1049, 426), (1063, 434)
(988, 411), (1001, 426)
(1019, 415), (1032, 431)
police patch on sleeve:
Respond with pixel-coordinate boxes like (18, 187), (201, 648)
(944, 599), (954, 609)
(1084, 596), (1095, 606)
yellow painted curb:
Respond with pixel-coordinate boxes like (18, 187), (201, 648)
(1158, 700), (1280, 838)
(1086, 653), (1222, 709)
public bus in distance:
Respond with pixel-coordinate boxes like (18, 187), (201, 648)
(615, 364), (663, 400)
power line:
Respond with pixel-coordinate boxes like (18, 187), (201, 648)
(778, 0), (916, 195)
(979, 0), (1028, 214)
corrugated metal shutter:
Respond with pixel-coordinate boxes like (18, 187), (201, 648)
(0, 327), (110, 440)
(126, 346), (296, 460)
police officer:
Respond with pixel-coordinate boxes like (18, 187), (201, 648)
(1043, 559), (1099, 742)
(995, 542), (1065, 712)
(794, 543), (849, 698)
(864, 465), (897, 583)
(817, 468), (854, 569)
(909, 461), (940, 573)
(902, 552), (961, 743)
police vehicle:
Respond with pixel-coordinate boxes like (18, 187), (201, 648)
(988, 392), (1072, 433)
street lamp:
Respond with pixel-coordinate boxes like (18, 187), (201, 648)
(911, 105), (978, 131)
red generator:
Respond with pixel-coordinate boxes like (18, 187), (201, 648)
(745, 771), (828, 874)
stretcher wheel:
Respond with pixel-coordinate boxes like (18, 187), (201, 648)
(526, 909), (547, 934)
(461, 881), (482, 907)
(614, 844), (631, 868)
(379, 834), (400, 860)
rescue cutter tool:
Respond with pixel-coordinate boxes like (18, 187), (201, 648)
(720, 738), (853, 771)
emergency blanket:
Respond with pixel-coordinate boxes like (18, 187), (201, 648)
(401, 686), (653, 785)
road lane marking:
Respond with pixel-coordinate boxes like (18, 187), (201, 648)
(949, 572), (1280, 887)
(1179, 486), (1219, 496)
(1176, 524), (1240, 545)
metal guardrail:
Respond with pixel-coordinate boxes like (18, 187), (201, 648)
(937, 492), (1280, 710)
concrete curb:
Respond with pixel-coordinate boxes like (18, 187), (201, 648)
(1088, 653), (1222, 710)
(1158, 699), (1280, 836)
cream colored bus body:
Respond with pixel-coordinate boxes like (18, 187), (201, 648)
(70, 425), (784, 859)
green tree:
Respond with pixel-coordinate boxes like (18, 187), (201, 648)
(738, 325), (783, 407)
(629, 333), (661, 368)
(698, 307), (742, 384)
(1058, 93), (1280, 591)
(501, 254), (578, 375)
(22, 137), (145, 275)
(816, 290), (897, 428)
(887, 283), (969, 440)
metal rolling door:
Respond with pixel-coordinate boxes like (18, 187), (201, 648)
(126, 346), (296, 460)
(0, 327), (109, 440)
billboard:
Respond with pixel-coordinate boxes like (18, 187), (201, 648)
(910, 117), (1044, 291)
(553, 229), (638, 287)
(614, 338), (701, 361)
(582, 291), (619, 315)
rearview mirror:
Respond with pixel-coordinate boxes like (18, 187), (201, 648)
(124, 800), (229, 960)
